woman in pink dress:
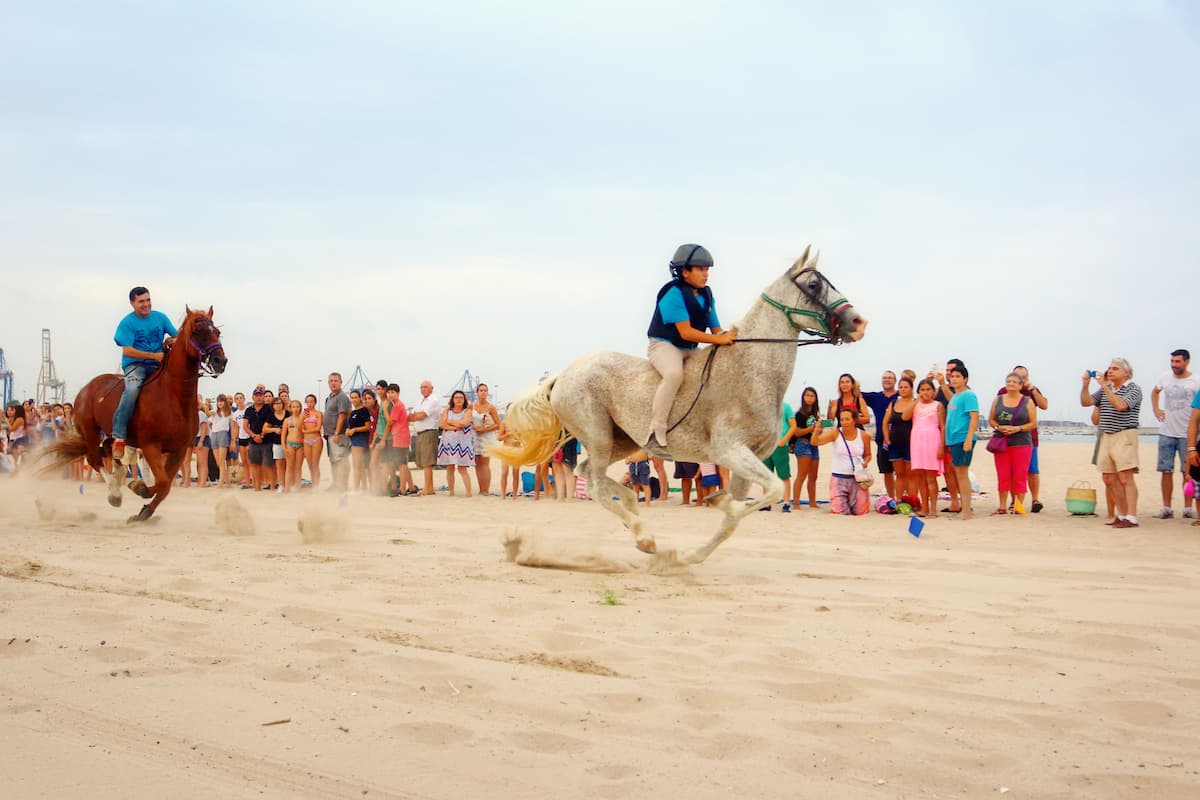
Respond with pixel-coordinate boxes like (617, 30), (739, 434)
(904, 378), (946, 518)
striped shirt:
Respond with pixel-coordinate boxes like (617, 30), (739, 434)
(1092, 382), (1142, 433)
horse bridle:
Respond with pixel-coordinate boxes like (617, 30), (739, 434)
(744, 267), (849, 347)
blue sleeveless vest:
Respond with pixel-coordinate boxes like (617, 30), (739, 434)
(647, 280), (713, 350)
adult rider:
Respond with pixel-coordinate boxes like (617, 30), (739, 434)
(111, 286), (177, 462)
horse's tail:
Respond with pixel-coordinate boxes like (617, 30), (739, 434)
(486, 377), (570, 467)
(35, 434), (90, 477)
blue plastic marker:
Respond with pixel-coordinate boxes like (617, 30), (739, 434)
(79, 483), (84, 495)
(908, 517), (924, 538)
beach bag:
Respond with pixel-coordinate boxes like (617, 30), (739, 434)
(1065, 480), (1097, 515)
(875, 495), (898, 514)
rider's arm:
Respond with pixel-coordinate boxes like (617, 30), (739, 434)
(672, 321), (734, 346)
(120, 345), (164, 362)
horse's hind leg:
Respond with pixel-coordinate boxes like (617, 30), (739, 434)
(684, 443), (782, 565)
(574, 436), (656, 553)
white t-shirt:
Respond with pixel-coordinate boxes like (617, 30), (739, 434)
(410, 394), (442, 433)
(210, 413), (232, 435)
(1155, 371), (1200, 438)
(231, 407), (247, 439)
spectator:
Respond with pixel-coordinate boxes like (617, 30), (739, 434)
(1008, 365), (1049, 512)
(195, 396), (212, 488)
(438, 389), (475, 497)
(62, 402), (83, 481)
(863, 371), (899, 497)
(346, 389), (372, 493)
(5, 404), (26, 472)
(944, 365), (980, 520)
(791, 387), (822, 511)
(760, 399), (796, 511)
(497, 408), (521, 499)
(987, 373), (1037, 516)
(827, 373), (869, 427)
(361, 388), (379, 490)
(209, 394), (234, 488)
(1080, 357), (1142, 528)
(674, 460), (699, 505)
(232, 391), (250, 487)
(696, 462), (721, 505)
(263, 396), (288, 492)
(810, 407), (873, 516)
(324, 372), (351, 492)
(243, 387), (275, 491)
(626, 450), (652, 504)
(370, 381), (392, 491)
(906, 378), (945, 518)
(280, 399), (304, 492)
(1186, 387), (1200, 526)
(932, 358), (966, 512)
(882, 376), (916, 501)
(472, 383), (501, 496)
(558, 437), (580, 500)
(410, 380), (441, 496)
(1150, 349), (1199, 519)
(300, 394), (323, 489)
(384, 384), (415, 496)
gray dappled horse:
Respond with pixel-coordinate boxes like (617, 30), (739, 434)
(492, 247), (867, 565)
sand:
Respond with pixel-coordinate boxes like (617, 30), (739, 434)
(1, 441), (1197, 799)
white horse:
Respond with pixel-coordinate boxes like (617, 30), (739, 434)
(491, 247), (867, 565)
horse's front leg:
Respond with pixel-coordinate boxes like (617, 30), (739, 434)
(128, 446), (181, 523)
(104, 443), (128, 507)
(685, 443), (782, 565)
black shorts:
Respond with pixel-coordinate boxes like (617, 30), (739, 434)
(237, 437), (250, 448)
(876, 442), (894, 474)
(248, 442), (274, 467)
(561, 438), (578, 469)
(673, 461), (700, 479)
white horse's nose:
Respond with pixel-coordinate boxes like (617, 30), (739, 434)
(838, 308), (868, 342)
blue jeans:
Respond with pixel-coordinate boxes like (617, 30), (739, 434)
(112, 362), (157, 439)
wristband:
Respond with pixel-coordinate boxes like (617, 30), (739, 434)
(1189, 447), (1197, 452)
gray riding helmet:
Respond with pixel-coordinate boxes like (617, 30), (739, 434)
(669, 244), (714, 277)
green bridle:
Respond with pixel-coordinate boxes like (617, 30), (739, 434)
(756, 268), (850, 341)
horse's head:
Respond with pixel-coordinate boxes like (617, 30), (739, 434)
(182, 306), (228, 376)
(762, 246), (868, 344)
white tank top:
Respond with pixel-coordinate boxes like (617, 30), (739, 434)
(831, 431), (864, 476)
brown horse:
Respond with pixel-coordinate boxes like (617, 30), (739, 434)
(40, 307), (228, 522)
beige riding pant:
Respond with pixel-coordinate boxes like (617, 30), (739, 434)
(647, 338), (695, 440)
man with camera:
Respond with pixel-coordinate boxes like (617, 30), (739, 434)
(1080, 358), (1143, 528)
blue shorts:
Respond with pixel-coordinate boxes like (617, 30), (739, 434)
(700, 473), (721, 488)
(1157, 436), (1188, 473)
(793, 439), (820, 460)
(628, 460), (650, 486)
(949, 442), (974, 468)
(1028, 445), (1039, 475)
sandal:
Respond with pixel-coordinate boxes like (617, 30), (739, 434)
(991, 509), (1007, 516)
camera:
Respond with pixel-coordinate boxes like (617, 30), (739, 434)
(1089, 370), (1098, 378)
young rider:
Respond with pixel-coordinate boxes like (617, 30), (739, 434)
(111, 286), (177, 462)
(645, 244), (736, 448)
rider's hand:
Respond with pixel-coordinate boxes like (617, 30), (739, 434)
(153, 352), (164, 363)
(716, 332), (736, 346)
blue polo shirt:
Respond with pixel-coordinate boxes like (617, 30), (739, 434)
(114, 310), (178, 369)
(656, 286), (720, 330)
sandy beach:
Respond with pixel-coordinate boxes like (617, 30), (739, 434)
(1, 440), (1198, 799)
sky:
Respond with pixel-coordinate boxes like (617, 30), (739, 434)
(2, 1), (1197, 421)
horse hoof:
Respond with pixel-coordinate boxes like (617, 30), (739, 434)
(128, 480), (153, 499)
(636, 538), (657, 554)
(107, 495), (122, 508)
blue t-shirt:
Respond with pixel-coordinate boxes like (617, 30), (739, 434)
(655, 286), (720, 332)
(945, 388), (979, 446)
(114, 310), (178, 369)
(1192, 387), (1200, 411)
(862, 391), (896, 435)
(779, 402), (794, 438)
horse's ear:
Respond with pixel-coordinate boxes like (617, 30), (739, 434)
(206, 306), (214, 318)
(793, 244), (812, 271)
(185, 304), (192, 315)
(809, 249), (820, 270)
